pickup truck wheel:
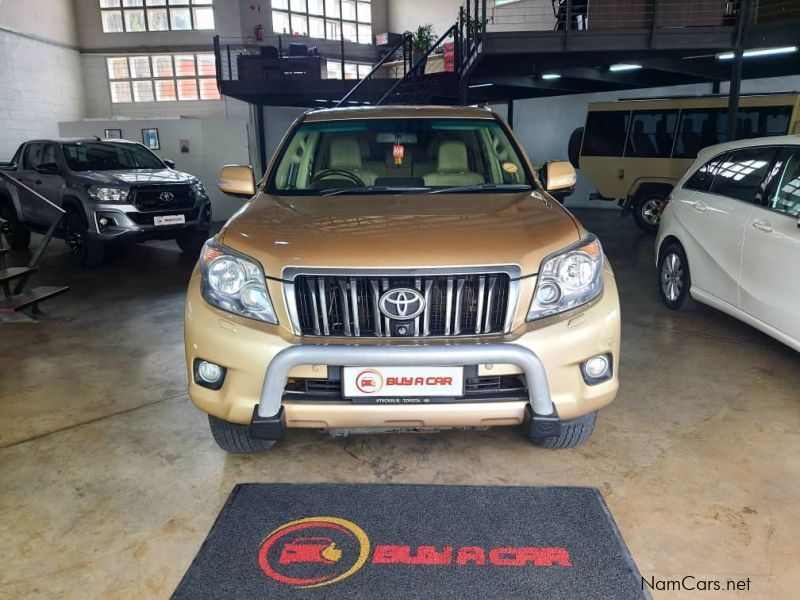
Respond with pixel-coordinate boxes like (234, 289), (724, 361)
(65, 210), (105, 267)
(632, 196), (663, 233)
(533, 411), (597, 449)
(208, 415), (276, 453)
(175, 230), (208, 256)
(0, 203), (31, 249)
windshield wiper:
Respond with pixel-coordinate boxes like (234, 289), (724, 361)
(428, 183), (532, 194)
(321, 185), (431, 196)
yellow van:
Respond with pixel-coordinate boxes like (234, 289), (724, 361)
(570, 93), (800, 231)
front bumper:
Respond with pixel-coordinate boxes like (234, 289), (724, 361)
(184, 267), (620, 434)
(89, 198), (211, 241)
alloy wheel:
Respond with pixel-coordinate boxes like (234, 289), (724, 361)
(661, 252), (684, 302)
(641, 198), (664, 227)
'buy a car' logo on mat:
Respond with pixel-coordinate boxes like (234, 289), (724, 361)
(258, 516), (572, 589)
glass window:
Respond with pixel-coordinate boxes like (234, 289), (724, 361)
(101, 0), (215, 32)
(325, 0), (340, 18)
(23, 143), (44, 170)
(342, 21), (358, 42)
(291, 13), (309, 36)
(674, 109), (728, 159)
(624, 110), (678, 158)
(290, 0), (306, 11)
(582, 111), (630, 157)
(267, 117), (532, 194)
(110, 81), (133, 103)
(309, 17), (325, 39)
(177, 79), (198, 100)
(132, 80), (155, 102)
(128, 56), (152, 78)
(326, 20), (341, 40)
(152, 55), (174, 77)
(61, 141), (164, 171)
(196, 53), (216, 76)
(107, 57), (130, 79)
(684, 153), (728, 192)
(109, 53), (216, 103)
(326, 60), (343, 79)
(341, 0), (356, 20)
(357, 2), (371, 22)
(155, 79), (177, 101)
(763, 149), (800, 217)
(272, 11), (290, 34)
(358, 24), (371, 44)
(199, 78), (221, 100)
(308, 0), (324, 15)
(174, 54), (196, 76)
(710, 146), (777, 203)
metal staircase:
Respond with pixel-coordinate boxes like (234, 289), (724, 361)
(0, 171), (69, 320)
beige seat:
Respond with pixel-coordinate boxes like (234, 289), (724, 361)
(423, 141), (484, 187)
(327, 138), (378, 185)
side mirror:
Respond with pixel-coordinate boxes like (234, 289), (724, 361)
(163, 159), (176, 169)
(543, 161), (576, 192)
(35, 162), (60, 176)
(218, 164), (256, 198)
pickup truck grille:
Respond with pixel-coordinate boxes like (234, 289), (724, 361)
(130, 184), (193, 211)
(291, 271), (514, 338)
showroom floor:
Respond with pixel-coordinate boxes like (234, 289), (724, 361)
(1, 209), (798, 599)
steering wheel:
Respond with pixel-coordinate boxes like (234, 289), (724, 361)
(309, 169), (366, 187)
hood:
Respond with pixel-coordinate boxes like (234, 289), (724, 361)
(220, 191), (583, 277)
(76, 169), (194, 186)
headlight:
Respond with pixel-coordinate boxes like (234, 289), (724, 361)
(199, 238), (278, 324)
(191, 180), (206, 197)
(528, 235), (604, 321)
(89, 186), (128, 203)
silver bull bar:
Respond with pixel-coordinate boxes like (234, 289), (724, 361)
(257, 343), (555, 419)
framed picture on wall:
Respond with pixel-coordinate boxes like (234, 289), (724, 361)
(104, 128), (122, 139)
(142, 128), (160, 150)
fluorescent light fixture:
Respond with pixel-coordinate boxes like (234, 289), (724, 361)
(468, 83), (493, 89)
(716, 45), (798, 60)
(609, 63), (642, 72)
(314, 99), (329, 102)
(541, 73), (561, 80)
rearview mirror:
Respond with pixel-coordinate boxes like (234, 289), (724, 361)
(218, 165), (256, 198)
(543, 161), (576, 192)
(35, 162), (60, 176)
(163, 159), (176, 169)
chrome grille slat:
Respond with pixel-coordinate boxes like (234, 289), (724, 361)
(294, 271), (512, 339)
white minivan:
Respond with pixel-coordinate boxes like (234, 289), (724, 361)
(656, 135), (800, 352)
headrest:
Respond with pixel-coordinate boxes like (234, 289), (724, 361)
(329, 138), (362, 170)
(436, 141), (469, 173)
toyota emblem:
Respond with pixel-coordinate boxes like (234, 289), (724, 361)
(159, 191), (175, 202)
(379, 288), (425, 320)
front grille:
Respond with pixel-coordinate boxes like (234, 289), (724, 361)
(131, 184), (194, 211)
(292, 271), (513, 337)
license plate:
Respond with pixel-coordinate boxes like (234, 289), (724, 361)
(342, 366), (464, 398)
(154, 214), (185, 226)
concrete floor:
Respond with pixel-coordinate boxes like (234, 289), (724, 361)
(1, 208), (798, 599)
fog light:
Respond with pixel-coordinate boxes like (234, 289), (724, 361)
(581, 354), (612, 384)
(194, 359), (226, 390)
(99, 217), (109, 227)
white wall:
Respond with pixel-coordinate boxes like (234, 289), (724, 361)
(508, 75), (800, 208)
(389, 0), (461, 37)
(487, 0), (554, 32)
(0, 0), (85, 160)
(59, 117), (253, 221)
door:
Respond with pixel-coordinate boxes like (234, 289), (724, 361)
(16, 143), (43, 222)
(740, 147), (800, 344)
(17, 142), (64, 224)
(677, 147), (775, 307)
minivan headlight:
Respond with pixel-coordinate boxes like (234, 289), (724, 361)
(528, 235), (604, 321)
(199, 238), (278, 324)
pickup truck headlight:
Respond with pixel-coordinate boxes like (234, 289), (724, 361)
(527, 235), (604, 321)
(199, 238), (278, 324)
(191, 180), (206, 197)
(89, 186), (129, 203)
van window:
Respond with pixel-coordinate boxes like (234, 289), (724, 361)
(674, 109), (727, 159)
(709, 146), (777, 203)
(735, 106), (792, 139)
(624, 110), (678, 158)
(582, 111), (630, 157)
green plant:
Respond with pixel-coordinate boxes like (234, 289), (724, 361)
(409, 24), (436, 54)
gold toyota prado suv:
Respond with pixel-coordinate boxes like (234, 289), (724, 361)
(184, 106), (620, 453)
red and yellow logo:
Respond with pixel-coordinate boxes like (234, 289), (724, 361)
(258, 517), (370, 589)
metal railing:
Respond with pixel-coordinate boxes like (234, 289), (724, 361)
(552, 0), (742, 30)
(335, 33), (413, 107)
(0, 169), (65, 294)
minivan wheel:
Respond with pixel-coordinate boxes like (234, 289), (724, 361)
(65, 210), (106, 267)
(632, 196), (663, 232)
(208, 415), (276, 453)
(533, 411), (597, 449)
(0, 203), (31, 249)
(658, 242), (695, 310)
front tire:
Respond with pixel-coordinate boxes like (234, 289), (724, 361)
(632, 196), (664, 232)
(533, 411), (597, 449)
(65, 209), (106, 267)
(658, 242), (695, 310)
(0, 203), (31, 249)
(208, 415), (276, 453)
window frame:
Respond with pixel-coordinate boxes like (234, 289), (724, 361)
(758, 146), (800, 219)
(106, 53), (220, 104)
(99, 0), (215, 33)
(271, 0), (372, 45)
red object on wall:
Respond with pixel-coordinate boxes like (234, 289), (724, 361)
(255, 24), (263, 41)
(443, 42), (455, 72)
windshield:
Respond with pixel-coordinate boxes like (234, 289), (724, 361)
(61, 141), (165, 171)
(267, 117), (532, 195)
